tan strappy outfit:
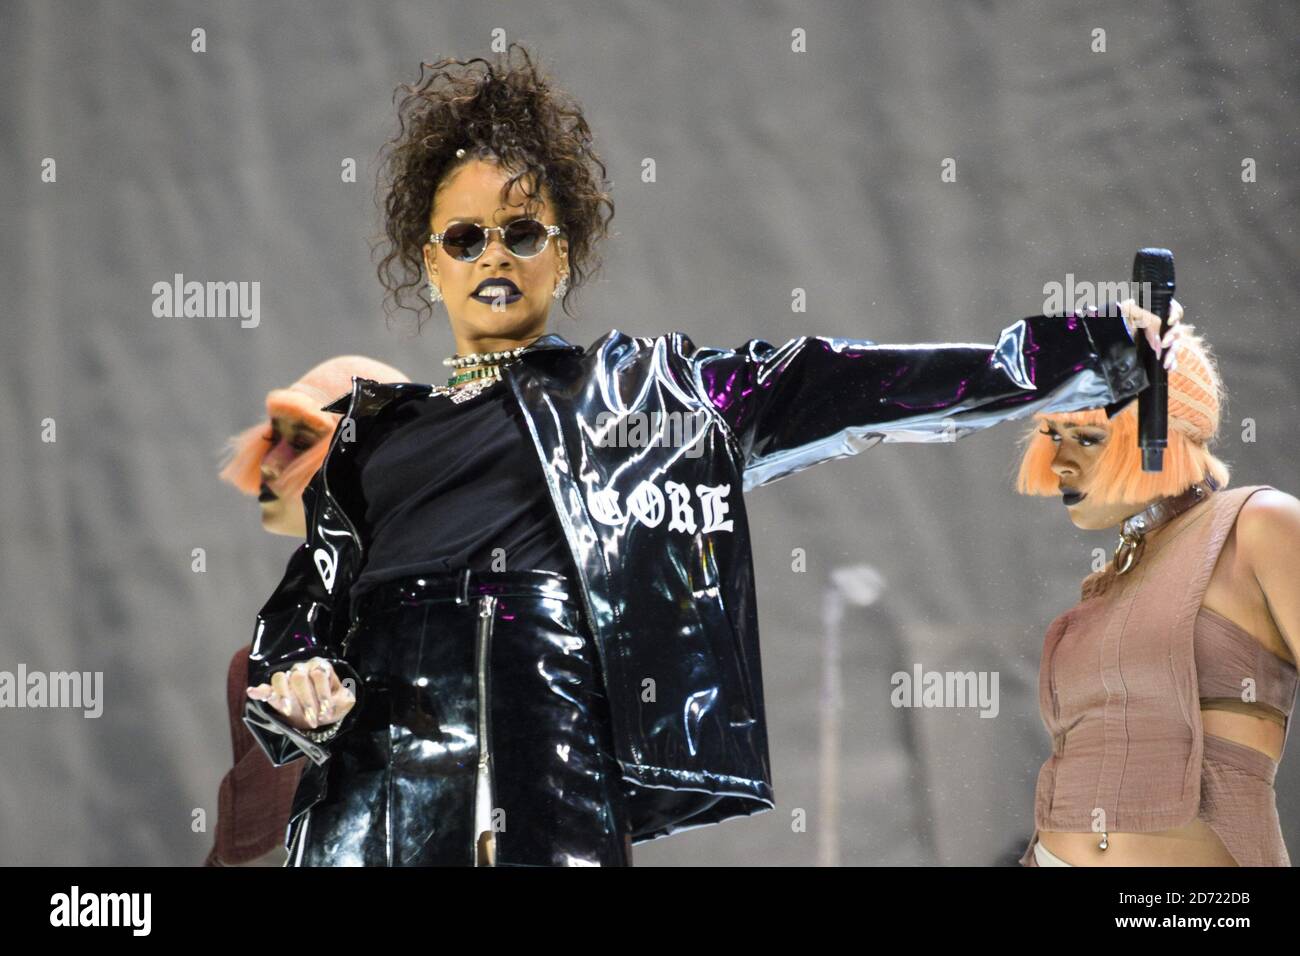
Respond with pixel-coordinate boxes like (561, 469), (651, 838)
(1021, 485), (1296, 866)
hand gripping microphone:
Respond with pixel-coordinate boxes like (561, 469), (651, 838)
(1132, 248), (1174, 472)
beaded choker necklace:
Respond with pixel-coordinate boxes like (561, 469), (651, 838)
(430, 344), (529, 404)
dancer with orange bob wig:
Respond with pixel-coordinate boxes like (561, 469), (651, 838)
(219, 355), (411, 537)
(206, 355), (408, 865)
(1014, 304), (1300, 866)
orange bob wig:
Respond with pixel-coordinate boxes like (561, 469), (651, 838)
(218, 355), (410, 506)
(1015, 329), (1231, 505)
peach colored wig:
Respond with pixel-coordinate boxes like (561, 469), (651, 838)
(1015, 329), (1230, 505)
(218, 355), (410, 504)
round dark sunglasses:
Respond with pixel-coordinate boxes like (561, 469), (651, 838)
(429, 218), (562, 262)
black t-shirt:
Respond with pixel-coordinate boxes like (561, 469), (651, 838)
(347, 380), (577, 608)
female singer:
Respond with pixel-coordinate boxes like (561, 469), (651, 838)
(208, 355), (407, 865)
(242, 42), (1181, 866)
(1014, 325), (1299, 866)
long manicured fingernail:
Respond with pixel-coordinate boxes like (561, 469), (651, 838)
(305, 708), (317, 728)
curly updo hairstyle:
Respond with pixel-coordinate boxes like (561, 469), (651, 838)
(372, 41), (615, 332)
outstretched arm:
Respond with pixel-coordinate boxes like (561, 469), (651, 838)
(682, 309), (1152, 491)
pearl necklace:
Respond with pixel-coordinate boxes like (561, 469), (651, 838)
(442, 345), (529, 370)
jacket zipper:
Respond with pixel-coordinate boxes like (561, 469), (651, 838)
(473, 594), (498, 865)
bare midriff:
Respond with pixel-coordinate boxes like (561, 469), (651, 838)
(1038, 706), (1283, 866)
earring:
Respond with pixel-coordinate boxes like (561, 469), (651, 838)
(552, 274), (569, 300)
(427, 279), (443, 304)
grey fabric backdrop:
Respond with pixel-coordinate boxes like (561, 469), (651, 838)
(2, 0), (1296, 866)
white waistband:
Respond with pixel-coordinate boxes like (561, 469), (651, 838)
(1034, 840), (1073, 867)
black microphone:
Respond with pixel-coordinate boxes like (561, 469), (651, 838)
(1132, 248), (1174, 472)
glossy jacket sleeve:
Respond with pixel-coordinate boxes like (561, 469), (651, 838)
(240, 476), (365, 767)
(685, 312), (1146, 491)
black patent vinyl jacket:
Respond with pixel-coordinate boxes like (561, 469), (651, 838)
(243, 310), (1146, 843)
